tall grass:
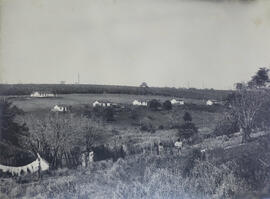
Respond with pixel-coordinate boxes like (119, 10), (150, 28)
(0, 154), (249, 199)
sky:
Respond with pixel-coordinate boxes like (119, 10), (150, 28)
(0, 0), (270, 89)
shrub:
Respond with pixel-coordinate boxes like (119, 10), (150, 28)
(183, 149), (203, 177)
(254, 100), (270, 130)
(213, 119), (239, 137)
(162, 100), (172, 110)
(148, 99), (162, 111)
(178, 122), (198, 141)
(140, 117), (155, 133)
(183, 112), (192, 122)
(104, 107), (115, 122)
(0, 99), (27, 146)
(130, 110), (139, 120)
(234, 152), (270, 190)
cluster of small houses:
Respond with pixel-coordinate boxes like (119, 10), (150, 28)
(30, 91), (56, 98)
(92, 99), (185, 108)
(92, 98), (220, 107)
(30, 91), (221, 113)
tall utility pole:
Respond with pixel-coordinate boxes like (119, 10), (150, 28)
(78, 73), (80, 84)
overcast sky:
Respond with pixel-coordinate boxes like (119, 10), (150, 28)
(1, 0), (270, 89)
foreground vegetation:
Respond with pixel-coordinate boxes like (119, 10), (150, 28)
(1, 132), (270, 199)
(1, 68), (270, 198)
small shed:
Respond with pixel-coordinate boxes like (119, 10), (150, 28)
(93, 100), (111, 107)
(206, 100), (221, 106)
(170, 99), (184, 105)
(51, 105), (69, 112)
(206, 100), (213, 106)
(132, 100), (147, 106)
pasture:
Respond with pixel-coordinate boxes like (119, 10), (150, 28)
(9, 93), (224, 147)
(8, 93), (206, 112)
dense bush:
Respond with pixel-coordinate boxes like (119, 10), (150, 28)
(92, 145), (126, 162)
(213, 119), (240, 137)
(184, 103), (224, 113)
(162, 100), (172, 110)
(254, 100), (270, 130)
(148, 99), (162, 111)
(183, 111), (192, 122)
(0, 99), (27, 146)
(140, 117), (155, 133)
(0, 154), (250, 199)
(104, 107), (115, 122)
(90, 106), (115, 122)
(130, 110), (139, 120)
(178, 123), (198, 140)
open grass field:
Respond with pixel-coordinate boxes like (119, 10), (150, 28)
(8, 94), (224, 137)
(7, 93), (225, 163)
(8, 93), (207, 112)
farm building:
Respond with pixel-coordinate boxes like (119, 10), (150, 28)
(93, 100), (111, 107)
(206, 99), (221, 106)
(51, 105), (69, 112)
(132, 100), (148, 106)
(170, 99), (184, 105)
(30, 91), (55, 98)
(206, 100), (214, 106)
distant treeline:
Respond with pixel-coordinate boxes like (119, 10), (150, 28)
(0, 84), (232, 100)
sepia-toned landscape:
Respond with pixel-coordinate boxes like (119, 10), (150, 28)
(1, 0), (270, 198)
(1, 70), (270, 199)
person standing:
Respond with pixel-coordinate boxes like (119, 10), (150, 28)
(81, 153), (86, 168)
(174, 138), (183, 155)
(88, 151), (94, 164)
(158, 143), (164, 155)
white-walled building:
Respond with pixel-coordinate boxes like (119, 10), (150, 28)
(206, 100), (221, 106)
(30, 91), (55, 98)
(51, 105), (68, 112)
(93, 100), (111, 107)
(170, 99), (184, 105)
(206, 100), (214, 106)
(132, 100), (147, 106)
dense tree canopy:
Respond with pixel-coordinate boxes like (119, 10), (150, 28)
(183, 112), (192, 123)
(248, 67), (270, 88)
(0, 99), (27, 146)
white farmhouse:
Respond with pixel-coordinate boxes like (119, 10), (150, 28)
(132, 100), (147, 106)
(93, 100), (111, 107)
(132, 100), (141, 106)
(93, 101), (102, 107)
(141, 101), (147, 106)
(51, 105), (68, 112)
(206, 100), (214, 106)
(170, 99), (184, 105)
(30, 91), (42, 97)
(30, 91), (55, 98)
